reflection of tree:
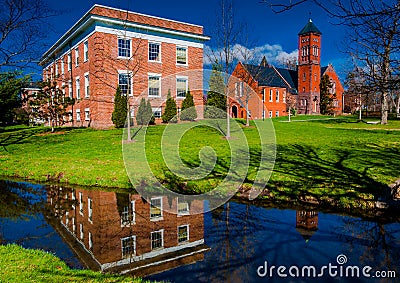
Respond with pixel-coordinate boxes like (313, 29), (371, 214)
(339, 218), (400, 274)
(0, 180), (45, 220)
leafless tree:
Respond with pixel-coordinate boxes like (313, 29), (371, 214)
(0, 0), (59, 68)
(262, 0), (400, 125)
(92, 9), (148, 141)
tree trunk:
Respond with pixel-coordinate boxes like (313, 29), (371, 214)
(381, 91), (389, 125)
(396, 95), (400, 114)
(127, 98), (131, 141)
(245, 99), (249, 126)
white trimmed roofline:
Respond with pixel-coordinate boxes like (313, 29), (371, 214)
(40, 4), (210, 66)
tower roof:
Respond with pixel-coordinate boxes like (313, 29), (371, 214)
(298, 19), (322, 35)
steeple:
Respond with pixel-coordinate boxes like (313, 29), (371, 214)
(298, 18), (322, 35)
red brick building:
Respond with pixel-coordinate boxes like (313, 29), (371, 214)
(230, 19), (344, 118)
(40, 5), (210, 128)
(46, 187), (207, 276)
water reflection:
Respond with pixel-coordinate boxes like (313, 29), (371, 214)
(44, 186), (208, 276)
(1, 180), (400, 282)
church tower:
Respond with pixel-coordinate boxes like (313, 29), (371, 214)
(297, 19), (322, 114)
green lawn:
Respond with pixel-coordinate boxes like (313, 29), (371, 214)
(0, 244), (149, 283)
(1, 116), (400, 209)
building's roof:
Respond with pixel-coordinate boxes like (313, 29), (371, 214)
(298, 19), (322, 35)
(243, 64), (298, 93)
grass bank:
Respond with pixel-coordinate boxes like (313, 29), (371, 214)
(0, 244), (148, 283)
(1, 116), (400, 210)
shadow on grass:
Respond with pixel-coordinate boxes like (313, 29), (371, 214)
(256, 143), (399, 202)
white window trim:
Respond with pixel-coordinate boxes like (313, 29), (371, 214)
(152, 107), (162, 119)
(118, 70), (133, 97)
(177, 199), (190, 216)
(79, 192), (83, 215)
(85, 108), (90, 121)
(79, 223), (84, 241)
(121, 235), (136, 258)
(176, 45), (188, 66)
(61, 59), (65, 75)
(176, 75), (188, 99)
(150, 197), (163, 220)
(269, 89), (273, 102)
(89, 232), (93, 250)
(148, 41), (162, 63)
(75, 47), (79, 67)
(84, 41), (89, 62)
(88, 197), (93, 223)
(269, 111), (273, 118)
(75, 76), (80, 99)
(276, 90), (279, 103)
(178, 224), (190, 243)
(148, 73), (162, 98)
(67, 53), (72, 71)
(151, 229), (164, 250)
(117, 38), (132, 59)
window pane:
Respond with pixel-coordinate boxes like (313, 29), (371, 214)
(150, 198), (162, 218)
(119, 73), (131, 95)
(178, 226), (188, 243)
(176, 78), (187, 98)
(149, 43), (160, 61)
(176, 47), (187, 64)
(151, 231), (163, 249)
(149, 76), (160, 97)
(122, 236), (135, 258)
(118, 39), (131, 57)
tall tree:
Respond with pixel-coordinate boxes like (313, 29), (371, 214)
(205, 62), (227, 119)
(0, 0), (58, 68)
(319, 74), (335, 115)
(28, 80), (75, 132)
(180, 89), (197, 121)
(162, 90), (177, 123)
(111, 87), (127, 128)
(262, 0), (400, 125)
(0, 71), (29, 125)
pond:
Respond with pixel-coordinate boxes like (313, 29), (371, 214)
(1, 180), (399, 282)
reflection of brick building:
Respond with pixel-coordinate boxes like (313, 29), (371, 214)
(46, 187), (207, 276)
(40, 5), (209, 128)
(295, 211), (319, 242)
(230, 19), (344, 118)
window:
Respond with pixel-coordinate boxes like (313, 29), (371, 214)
(76, 77), (80, 99)
(68, 53), (72, 71)
(118, 72), (132, 96)
(150, 197), (162, 219)
(176, 77), (188, 98)
(178, 225), (189, 243)
(275, 111), (279, 117)
(151, 230), (164, 250)
(55, 62), (58, 76)
(262, 110), (266, 119)
(61, 59), (64, 75)
(149, 42), (161, 62)
(269, 111), (273, 118)
(152, 108), (162, 119)
(80, 223), (84, 240)
(177, 198), (189, 215)
(72, 217), (76, 234)
(148, 75), (161, 97)
(84, 73), (89, 98)
(283, 91), (286, 103)
(269, 89), (273, 102)
(84, 41), (89, 61)
(275, 90), (279, 102)
(75, 47), (79, 66)
(262, 89), (266, 102)
(176, 46), (187, 65)
(71, 190), (76, 209)
(89, 232), (93, 250)
(65, 211), (69, 225)
(79, 192), (83, 214)
(118, 38), (131, 58)
(88, 198), (92, 222)
(121, 236), (136, 258)
(121, 201), (135, 226)
(68, 80), (72, 98)
(85, 108), (90, 121)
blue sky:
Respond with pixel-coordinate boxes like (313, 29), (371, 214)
(43, 0), (348, 77)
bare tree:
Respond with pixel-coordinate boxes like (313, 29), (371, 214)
(262, 0), (400, 125)
(0, 0), (58, 68)
(92, 9), (147, 141)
